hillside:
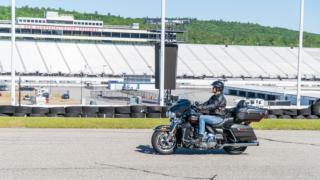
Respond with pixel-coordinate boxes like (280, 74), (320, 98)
(1, 5), (320, 47)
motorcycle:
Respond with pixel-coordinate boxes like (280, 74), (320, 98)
(151, 99), (266, 155)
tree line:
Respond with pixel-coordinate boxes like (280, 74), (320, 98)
(0, 5), (319, 47)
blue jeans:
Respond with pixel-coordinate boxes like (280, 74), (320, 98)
(198, 115), (223, 136)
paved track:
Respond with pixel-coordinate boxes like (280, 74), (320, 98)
(0, 129), (319, 180)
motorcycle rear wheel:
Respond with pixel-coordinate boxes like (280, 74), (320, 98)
(223, 146), (247, 155)
(151, 131), (177, 155)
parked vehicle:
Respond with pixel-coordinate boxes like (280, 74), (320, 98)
(20, 86), (35, 91)
(151, 99), (266, 155)
(61, 93), (70, 99)
(23, 95), (32, 101)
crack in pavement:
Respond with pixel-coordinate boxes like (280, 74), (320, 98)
(260, 137), (320, 147)
(0, 167), (113, 171)
(95, 162), (217, 180)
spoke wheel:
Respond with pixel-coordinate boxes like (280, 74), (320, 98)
(151, 131), (177, 155)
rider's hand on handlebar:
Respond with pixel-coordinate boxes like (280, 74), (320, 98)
(197, 104), (204, 111)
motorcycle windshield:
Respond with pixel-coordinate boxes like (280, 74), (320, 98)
(169, 99), (191, 113)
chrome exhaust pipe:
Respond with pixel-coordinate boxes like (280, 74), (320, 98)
(220, 141), (259, 149)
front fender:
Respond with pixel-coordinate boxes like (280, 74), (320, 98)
(153, 125), (170, 132)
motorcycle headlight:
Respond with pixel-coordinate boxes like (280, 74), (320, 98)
(166, 111), (176, 118)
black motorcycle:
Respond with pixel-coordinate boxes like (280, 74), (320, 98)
(151, 99), (266, 155)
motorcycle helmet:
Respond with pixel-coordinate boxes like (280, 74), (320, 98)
(211, 80), (224, 92)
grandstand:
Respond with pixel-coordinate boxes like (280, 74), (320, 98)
(0, 39), (320, 79)
(0, 11), (320, 106)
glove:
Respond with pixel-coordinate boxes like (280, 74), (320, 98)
(197, 104), (204, 110)
(200, 105), (208, 110)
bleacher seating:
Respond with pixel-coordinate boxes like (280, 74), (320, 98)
(0, 40), (25, 73)
(182, 44), (226, 77)
(179, 44), (213, 76)
(0, 39), (320, 79)
(57, 42), (90, 74)
(204, 45), (246, 77)
(36, 41), (71, 74)
(16, 41), (47, 73)
(115, 44), (152, 75)
(96, 44), (134, 75)
(77, 43), (113, 75)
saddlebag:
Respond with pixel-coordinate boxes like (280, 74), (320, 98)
(231, 124), (257, 142)
(235, 107), (266, 123)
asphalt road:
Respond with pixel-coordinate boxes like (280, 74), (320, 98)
(0, 129), (319, 180)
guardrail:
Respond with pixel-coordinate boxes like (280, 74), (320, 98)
(0, 105), (168, 118)
(0, 103), (319, 119)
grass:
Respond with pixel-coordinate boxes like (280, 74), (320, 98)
(252, 119), (320, 130)
(0, 117), (319, 130)
(0, 117), (169, 129)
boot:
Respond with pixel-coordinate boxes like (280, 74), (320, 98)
(192, 134), (204, 145)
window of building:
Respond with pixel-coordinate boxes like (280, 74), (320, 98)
(42, 30), (52, 35)
(73, 31), (81, 36)
(63, 31), (72, 35)
(150, 34), (157, 39)
(112, 32), (121, 38)
(121, 33), (130, 38)
(140, 34), (148, 39)
(131, 33), (139, 38)
(32, 29), (41, 34)
(21, 29), (31, 34)
(82, 31), (91, 36)
(92, 32), (101, 36)
(102, 32), (111, 37)
(0, 28), (10, 33)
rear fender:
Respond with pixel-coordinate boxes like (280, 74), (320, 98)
(154, 125), (170, 132)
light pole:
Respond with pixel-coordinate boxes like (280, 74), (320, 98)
(11, 0), (16, 105)
(159, 0), (166, 106)
(80, 71), (83, 105)
(80, 65), (88, 105)
(49, 65), (52, 95)
(102, 65), (107, 76)
(297, 0), (304, 107)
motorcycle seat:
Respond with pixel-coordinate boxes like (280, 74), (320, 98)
(207, 117), (234, 128)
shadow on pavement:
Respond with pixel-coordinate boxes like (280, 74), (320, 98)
(136, 145), (239, 155)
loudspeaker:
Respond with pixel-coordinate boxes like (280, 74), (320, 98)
(155, 43), (178, 90)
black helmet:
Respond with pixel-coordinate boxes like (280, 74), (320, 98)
(211, 80), (224, 91)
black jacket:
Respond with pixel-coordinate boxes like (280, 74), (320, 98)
(201, 94), (227, 116)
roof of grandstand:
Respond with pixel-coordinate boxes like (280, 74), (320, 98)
(0, 40), (319, 79)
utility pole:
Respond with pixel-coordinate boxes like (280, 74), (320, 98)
(18, 76), (21, 107)
(297, 0), (304, 107)
(11, 0), (16, 105)
(80, 72), (83, 105)
(159, 0), (166, 106)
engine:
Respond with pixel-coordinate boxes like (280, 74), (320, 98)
(204, 133), (217, 148)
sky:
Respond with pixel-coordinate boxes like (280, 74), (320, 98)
(1, 0), (319, 34)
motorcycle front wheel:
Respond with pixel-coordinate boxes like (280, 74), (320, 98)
(151, 131), (177, 155)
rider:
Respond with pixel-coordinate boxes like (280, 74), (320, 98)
(196, 80), (227, 142)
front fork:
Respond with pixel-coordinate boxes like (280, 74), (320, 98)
(166, 118), (180, 141)
(154, 118), (179, 141)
